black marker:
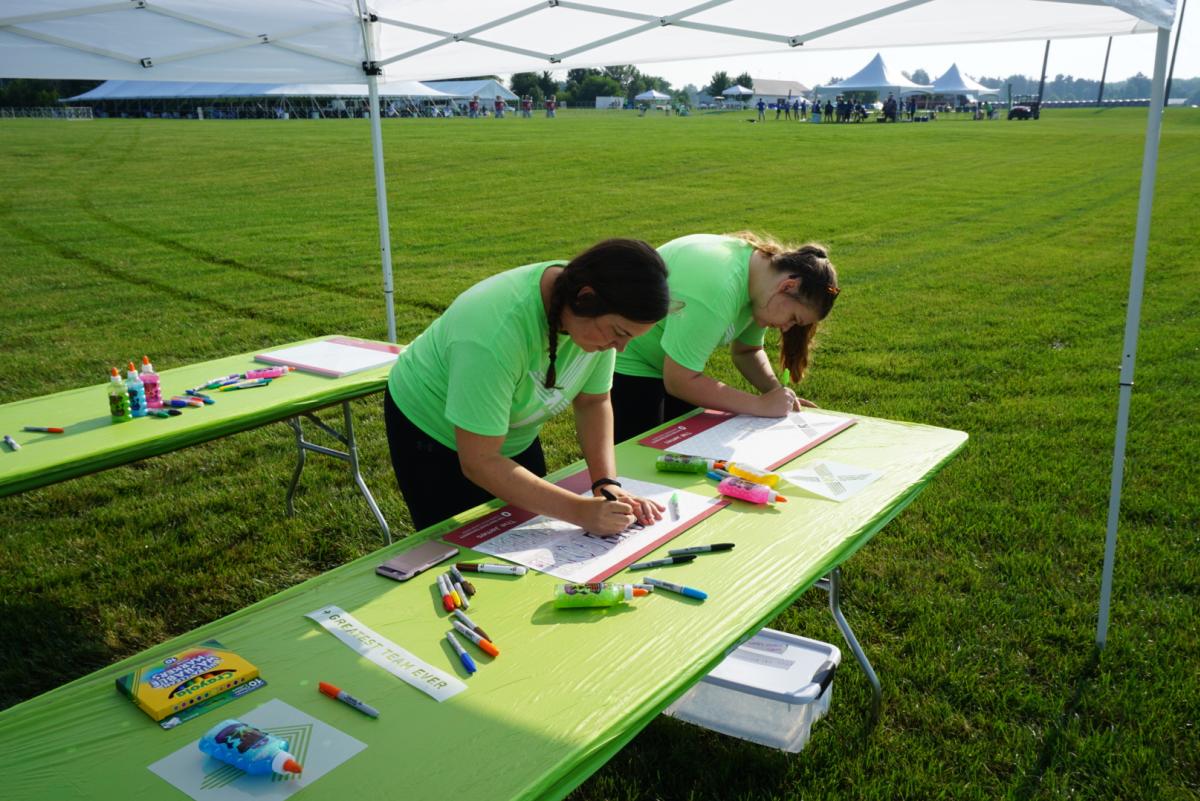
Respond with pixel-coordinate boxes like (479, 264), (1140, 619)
(668, 543), (736, 556)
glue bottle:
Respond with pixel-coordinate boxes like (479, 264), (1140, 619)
(554, 582), (648, 609)
(657, 453), (781, 486)
(714, 474), (787, 505)
(720, 461), (781, 487)
(244, 365), (294, 380)
(139, 355), (162, 409)
(198, 719), (303, 777)
(125, 361), (147, 418)
(107, 367), (131, 423)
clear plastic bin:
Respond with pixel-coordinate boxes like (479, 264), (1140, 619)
(663, 628), (840, 753)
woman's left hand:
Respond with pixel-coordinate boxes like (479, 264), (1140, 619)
(597, 486), (664, 526)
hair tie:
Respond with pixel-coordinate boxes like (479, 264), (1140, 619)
(826, 285), (840, 296)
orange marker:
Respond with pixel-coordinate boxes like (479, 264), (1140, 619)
(452, 621), (499, 657)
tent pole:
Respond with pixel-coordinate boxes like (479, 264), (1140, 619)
(1096, 25), (1171, 650)
(1097, 37), (1112, 106)
(366, 74), (397, 344)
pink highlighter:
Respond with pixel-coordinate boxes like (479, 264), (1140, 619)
(244, 366), (294, 380)
(716, 475), (787, 505)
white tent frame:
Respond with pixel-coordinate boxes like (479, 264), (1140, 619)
(0, 1), (1176, 649)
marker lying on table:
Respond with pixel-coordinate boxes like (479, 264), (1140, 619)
(644, 576), (708, 601)
(668, 492), (680, 521)
(449, 575), (470, 610)
(449, 565), (476, 596)
(436, 574), (456, 612)
(318, 681), (379, 718)
(452, 609), (491, 642)
(184, 390), (215, 404)
(446, 631), (477, 674)
(668, 543), (735, 556)
(195, 373), (242, 391)
(628, 554), (696, 571)
(149, 408), (182, 417)
(456, 562), (527, 576)
(219, 379), (272, 391)
(452, 620), (499, 657)
(2, 435), (19, 451)
(22, 426), (64, 434)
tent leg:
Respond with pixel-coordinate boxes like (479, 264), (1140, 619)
(367, 74), (397, 344)
(1096, 26), (1171, 650)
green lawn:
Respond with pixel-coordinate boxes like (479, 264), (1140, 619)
(1, 107), (1197, 800)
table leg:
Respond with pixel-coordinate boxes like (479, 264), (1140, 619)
(284, 401), (392, 545)
(817, 567), (881, 725)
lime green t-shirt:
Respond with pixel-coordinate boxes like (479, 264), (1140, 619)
(616, 234), (766, 378)
(388, 261), (616, 457)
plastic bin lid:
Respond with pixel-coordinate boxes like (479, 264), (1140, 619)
(701, 628), (842, 704)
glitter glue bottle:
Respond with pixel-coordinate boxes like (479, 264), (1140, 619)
(721, 461), (781, 487)
(655, 453), (712, 473)
(198, 719), (303, 777)
(554, 582), (648, 609)
(125, 361), (147, 418)
(139, 355), (162, 409)
(715, 475), (787, 505)
(108, 367), (132, 423)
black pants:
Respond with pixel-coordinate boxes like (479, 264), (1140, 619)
(383, 393), (546, 532)
(610, 372), (697, 445)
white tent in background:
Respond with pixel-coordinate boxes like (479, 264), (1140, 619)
(0, 0), (1179, 650)
(820, 52), (931, 97)
(634, 89), (671, 102)
(722, 84), (754, 97)
(932, 64), (1003, 97)
(421, 79), (516, 101)
(63, 79), (450, 100)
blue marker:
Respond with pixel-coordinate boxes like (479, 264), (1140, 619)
(184, 390), (216, 404)
(446, 631), (477, 674)
(706, 469), (732, 481)
(644, 576), (707, 601)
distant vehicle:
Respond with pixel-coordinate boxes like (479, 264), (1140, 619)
(1008, 95), (1041, 120)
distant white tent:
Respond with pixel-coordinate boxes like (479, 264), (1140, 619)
(932, 64), (1003, 97)
(820, 52), (931, 97)
(634, 89), (670, 102)
(64, 79), (450, 100)
(421, 79), (516, 101)
(723, 84), (754, 97)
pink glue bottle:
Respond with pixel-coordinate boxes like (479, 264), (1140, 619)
(244, 366), (293, 380)
(139, 355), (162, 409)
(715, 474), (787, 505)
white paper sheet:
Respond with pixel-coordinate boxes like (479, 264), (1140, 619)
(256, 339), (398, 377)
(148, 699), (366, 801)
(668, 411), (852, 467)
(779, 460), (882, 502)
(468, 477), (720, 583)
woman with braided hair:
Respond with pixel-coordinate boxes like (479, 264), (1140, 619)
(385, 238), (671, 534)
(611, 232), (840, 444)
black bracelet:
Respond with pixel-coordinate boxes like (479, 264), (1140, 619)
(591, 477), (622, 493)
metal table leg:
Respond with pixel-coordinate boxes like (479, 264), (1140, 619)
(285, 400), (391, 545)
(816, 567), (881, 725)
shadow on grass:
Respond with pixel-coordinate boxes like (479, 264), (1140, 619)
(0, 598), (119, 712)
(1012, 646), (1102, 801)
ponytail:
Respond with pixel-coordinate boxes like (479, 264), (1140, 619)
(544, 238), (669, 388)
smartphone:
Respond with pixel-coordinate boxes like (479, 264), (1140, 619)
(376, 540), (459, 582)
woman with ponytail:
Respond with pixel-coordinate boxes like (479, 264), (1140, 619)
(611, 232), (839, 444)
(385, 239), (670, 534)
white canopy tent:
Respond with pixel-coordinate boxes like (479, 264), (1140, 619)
(421, 79), (517, 101)
(634, 88), (670, 102)
(931, 63), (1003, 97)
(820, 51), (931, 97)
(63, 78), (451, 100)
(0, 0), (1179, 649)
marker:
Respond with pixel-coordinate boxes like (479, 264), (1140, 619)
(2, 435), (19, 451)
(644, 576), (708, 601)
(450, 577), (470, 610)
(668, 492), (680, 521)
(196, 373), (242, 390)
(445, 574), (462, 609)
(149, 408), (182, 417)
(599, 488), (617, 501)
(706, 469), (733, 481)
(171, 395), (204, 407)
(184, 390), (215, 404)
(449, 565), (476, 597)
(245, 366), (294, 380)
(627, 555), (697, 571)
(219, 379), (271, 391)
(21, 427), (64, 434)
(632, 583), (654, 592)
(318, 681), (379, 718)
(456, 562), (527, 576)
(436, 574), (456, 611)
(446, 631), (477, 674)
(668, 543), (735, 556)
(452, 620), (499, 657)
(452, 609), (491, 642)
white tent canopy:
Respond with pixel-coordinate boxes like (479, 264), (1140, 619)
(0, 0), (1179, 649)
(821, 52), (930, 96)
(722, 84), (754, 97)
(63, 78), (449, 100)
(634, 88), (670, 101)
(932, 63), (1003, 96)
(420, 79), (516, 101)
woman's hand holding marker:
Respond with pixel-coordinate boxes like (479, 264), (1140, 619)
(598, 485), (664, 527)
(578, 494), (637, 536)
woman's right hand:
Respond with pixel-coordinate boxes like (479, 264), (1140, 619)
(753, 385), (799, 417)
(575, 496), (636, 535)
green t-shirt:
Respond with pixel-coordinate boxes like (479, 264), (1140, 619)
(616, 234), (766, 378)
(388, 261), (615, 457)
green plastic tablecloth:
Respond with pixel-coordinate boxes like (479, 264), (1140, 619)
(0, 411), (966, 801)
(0, 336), (397, 498)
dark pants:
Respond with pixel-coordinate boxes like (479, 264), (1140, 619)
(610, 372), (698, 445)
(383, 393), (546, 531)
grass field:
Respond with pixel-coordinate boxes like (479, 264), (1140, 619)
(1, 107), (1197, 800)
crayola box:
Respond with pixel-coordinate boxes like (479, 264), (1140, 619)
(115, 640), (259, 722)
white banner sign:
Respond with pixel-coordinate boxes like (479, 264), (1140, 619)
(305, 605), (466, 702)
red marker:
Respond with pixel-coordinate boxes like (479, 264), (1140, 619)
(318, 682), (379, 718)
(22, 427), (65, 434)
(436, 574), (455, 612)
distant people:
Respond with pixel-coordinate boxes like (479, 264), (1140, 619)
(792, 98), (800, 121)
(799, 98), (807, 120)
(776, 98), (784, 120)
(883, 93), (898, 122)
(468, 96), (479, 119)
(545, 95), (557, 118)
(907, 95), (916, 120)
(521, 95), (533, 118)
(823, 99), (833, 121)
(756, 97), (766, 121)
(494, 96), (505, 118)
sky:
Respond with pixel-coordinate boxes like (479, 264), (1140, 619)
(541, 19), (1197, 95)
